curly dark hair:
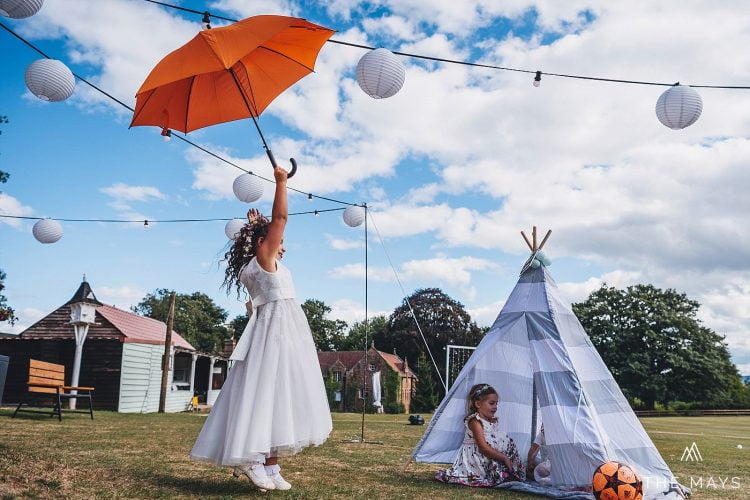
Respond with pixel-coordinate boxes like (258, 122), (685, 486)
(222, 216), (270, 298)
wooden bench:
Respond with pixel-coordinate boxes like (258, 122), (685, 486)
(12, 359), (95, 421)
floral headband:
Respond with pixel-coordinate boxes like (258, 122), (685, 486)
(242, 209), (269, 257)
(472, 384), (493, 398)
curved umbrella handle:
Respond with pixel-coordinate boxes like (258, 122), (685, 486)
(265, 149), (297, 178)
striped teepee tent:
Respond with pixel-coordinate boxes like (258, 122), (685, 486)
(410, 228), (688, 499)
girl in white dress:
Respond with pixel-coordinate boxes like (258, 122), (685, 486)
(190, 166), (332, 491)
(436, 384), (525, 487)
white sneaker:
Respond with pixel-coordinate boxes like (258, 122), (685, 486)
(234, 464), (275, 491)
(269, 472), (292, 490)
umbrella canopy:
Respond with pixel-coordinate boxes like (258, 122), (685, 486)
(130, 15), (334, 133)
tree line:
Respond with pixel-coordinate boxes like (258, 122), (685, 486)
(130, 283), (750, 413)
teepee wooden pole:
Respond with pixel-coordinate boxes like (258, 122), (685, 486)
(400, 456), (413, 473)
(532, 226), (537, 251)
(521, 231), (533, 251)
(539, 230), (552, 250)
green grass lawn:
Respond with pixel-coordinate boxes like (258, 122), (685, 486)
(0, 409), (748, 499)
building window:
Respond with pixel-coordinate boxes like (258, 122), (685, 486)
(335, 391), (342, 402)
(368, 363), (375, 372)
(212, 362), (226, 390)
(332, 370), (342, 382)
(172, 353), (192, 390)
(358, 389), (369, 399)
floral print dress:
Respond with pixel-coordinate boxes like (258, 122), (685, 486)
(435, 413), (525, 487)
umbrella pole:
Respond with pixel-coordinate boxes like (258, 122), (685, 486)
(228, 69), (297, 177)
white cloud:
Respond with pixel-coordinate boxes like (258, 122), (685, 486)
(695, 278), (750, 361)
(100, 184), (167, 202)
(326, 234), (365, 250)
(557, 270), (643, 304)
(208, 0), (298, 18)
(328, 298), (389, 325)
(0, 193), (33, 228)
(330, 255), (499, 287)
(330, 262), (392, 281)
(361, 15), (418, 41)
(96, 285), (147, 309)
(468, 298), (506, 328)
(6, 307), (46, 335)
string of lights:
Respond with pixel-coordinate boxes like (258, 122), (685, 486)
(0, 207), (346, 225)
(143, 0), (750, 90)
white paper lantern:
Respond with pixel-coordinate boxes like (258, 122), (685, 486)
(32, 218), (63, 244)
(232, 173), (264, 203)
(655, 85), (703, 130)
(224, 218), (245, 240)
(356, 48), (405, 99)
(24, 59), (75, 102)
(343, 205), (366, 227)
(530, 259), (541, 269)
(0, 0), (44, 18)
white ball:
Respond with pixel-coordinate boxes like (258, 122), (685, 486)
(224, 218), (245, 240)
(32, 218), (63, 244)
(343, 206), (366, 227)
(0, 0), (44, 18)
(655, 85), (703, 130)
(232, 173), (263, 203)
(738, 444), (743, 449)
(356, 48), (405, 99)
(530, 259), (541, 269)
(24, 59), (75, 102)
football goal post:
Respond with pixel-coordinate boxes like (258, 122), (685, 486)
(445, 344), (477, 390)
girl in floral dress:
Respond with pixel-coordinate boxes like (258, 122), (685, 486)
(436, 384), (525, 487)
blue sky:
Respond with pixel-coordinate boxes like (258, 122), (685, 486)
(2, 0), (750, 374)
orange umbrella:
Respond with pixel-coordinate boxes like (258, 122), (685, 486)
(130, 15), (335, 176)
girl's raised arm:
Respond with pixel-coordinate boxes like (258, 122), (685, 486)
(257, 166), (288, 272)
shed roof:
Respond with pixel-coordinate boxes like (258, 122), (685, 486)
(65, 279), (102, 306)
(97, 304), (194, 350)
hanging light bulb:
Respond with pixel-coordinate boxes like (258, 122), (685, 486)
(308, 193), (313, 202)
(314, 210), (320, 217)
(161, 127), (171, 141)
(143, 220), (149, 227)
(533, 70), (542, 87)
(201, 11), (211, 30)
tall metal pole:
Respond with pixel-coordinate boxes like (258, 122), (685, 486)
(159, 292), (176, 413)
(360, 204), (368, 441)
